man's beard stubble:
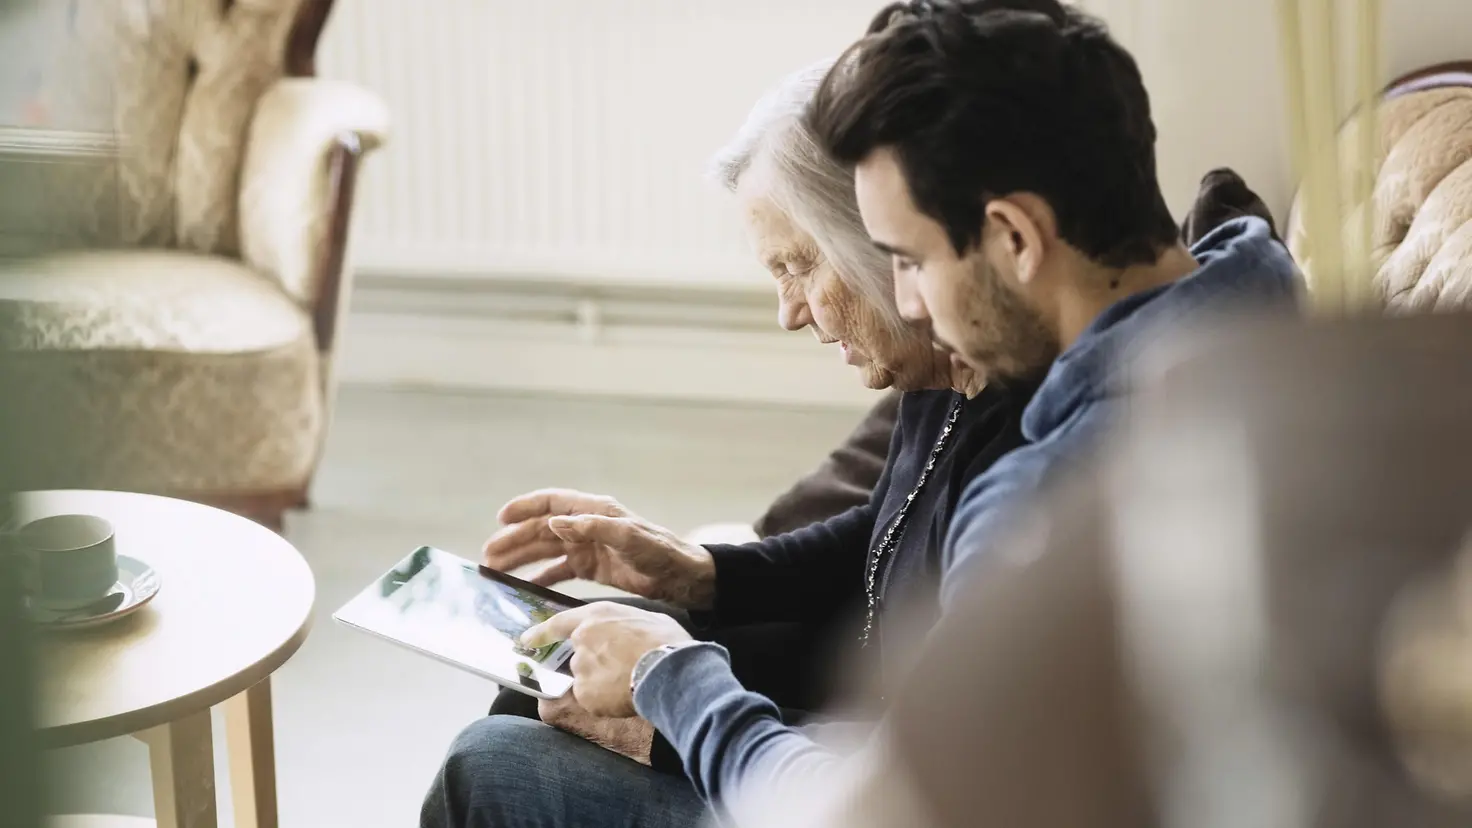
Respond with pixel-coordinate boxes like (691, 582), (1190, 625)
(956, 256), (1058, 384)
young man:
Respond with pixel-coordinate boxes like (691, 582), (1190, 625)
(423, 2), (1300, 825)
(811, 0), (1300, 601)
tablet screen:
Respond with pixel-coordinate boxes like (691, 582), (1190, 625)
(335, 546), (581, 696)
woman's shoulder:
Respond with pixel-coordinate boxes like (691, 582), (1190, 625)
(971, 377), (1043, 411)
(896, 382), (1033, 423)
(895, 388), (956, 418)
(952, 379), (1039, 426)
(893, 380), (1039, 455)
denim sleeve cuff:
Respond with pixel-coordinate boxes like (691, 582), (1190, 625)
(633, 642), (740, 741)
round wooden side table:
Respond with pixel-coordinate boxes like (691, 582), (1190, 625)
(17, 490), (315, 828)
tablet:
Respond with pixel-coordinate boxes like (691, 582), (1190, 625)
(333, 546), (581, 699)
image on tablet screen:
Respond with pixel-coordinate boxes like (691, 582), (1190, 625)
(376, 548), (572, 663)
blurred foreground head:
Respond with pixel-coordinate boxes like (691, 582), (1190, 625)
(0, 536), (40, 828)
(731, 311), (1472, 827)
(2, 1), (54, 817)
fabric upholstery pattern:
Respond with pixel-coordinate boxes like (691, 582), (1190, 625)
(1288, 87), (1472, 312)
(0, 251), (308, 352)
(0, 251), (321, 493)
(240, 77), (390, 304)
(39, 0), (391, 302)
(42, 0), (300, 257)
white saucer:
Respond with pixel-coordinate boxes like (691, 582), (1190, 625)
(28, 554), (161, 630)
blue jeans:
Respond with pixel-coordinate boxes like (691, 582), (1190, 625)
(421, 715), (706, 828)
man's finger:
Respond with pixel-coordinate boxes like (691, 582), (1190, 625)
(570, 649), (589, 677)
(521, 605), (596, 649)
(528, 559), (577, 587)
(498, 489), (624, 525)
(547, 515), (637, 548)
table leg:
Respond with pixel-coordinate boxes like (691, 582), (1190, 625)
(140, 710), (217, 828)
(224, 677), (278, 828)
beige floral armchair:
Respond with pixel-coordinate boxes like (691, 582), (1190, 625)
(0, 0), (387, 530)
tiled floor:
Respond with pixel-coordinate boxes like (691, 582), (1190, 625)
(45, 385), (863, 827)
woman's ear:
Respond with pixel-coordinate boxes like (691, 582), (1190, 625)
(984, 198), (1049, 286)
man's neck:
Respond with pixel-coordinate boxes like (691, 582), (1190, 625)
(1054, 243), (1198, 350)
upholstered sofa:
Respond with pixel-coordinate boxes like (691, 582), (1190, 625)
(0, 0), (386, 530)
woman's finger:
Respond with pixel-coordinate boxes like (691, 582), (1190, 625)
(528, 558), (578, 587)
(547, 515), (643, 549)
(483, 517), (563, 564)
(551, 516), (683, 576)
(483, 533), (569, 572)
(498, 489), (625, 525)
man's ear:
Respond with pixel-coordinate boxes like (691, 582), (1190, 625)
(984, 198), (1050, 286)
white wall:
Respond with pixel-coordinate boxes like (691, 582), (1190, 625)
(327, 0), (1472, 407)
(320, 0), (881, 289)
(323, 2), (899, 407)
(324, 0), (1472, 277)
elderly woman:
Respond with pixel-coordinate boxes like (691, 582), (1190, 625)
(420, 60), (1036, 828)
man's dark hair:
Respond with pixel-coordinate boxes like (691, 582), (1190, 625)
(807, 0), (1180, 269)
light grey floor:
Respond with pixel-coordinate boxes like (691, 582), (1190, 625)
(46, 385), (864, 826)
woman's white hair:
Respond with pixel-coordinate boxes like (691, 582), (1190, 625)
(710, 60), (906, 333)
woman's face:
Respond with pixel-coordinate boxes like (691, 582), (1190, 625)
(737, 181), (950, 392)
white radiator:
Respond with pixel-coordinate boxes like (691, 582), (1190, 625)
(318, 0), (879, 289)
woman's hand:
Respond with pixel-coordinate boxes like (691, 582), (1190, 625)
(482, 489), (716, 610)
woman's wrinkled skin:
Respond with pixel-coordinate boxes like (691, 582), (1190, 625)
(737, 176), (984, 397)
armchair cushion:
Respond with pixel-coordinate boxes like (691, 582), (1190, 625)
(45, 0), (308, 252)
(240, 77), (390, 305)
(1288, 86), (1472, 312)
(0, 251), (322, 493)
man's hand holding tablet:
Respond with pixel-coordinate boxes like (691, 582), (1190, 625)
(521, 602), (693, 718)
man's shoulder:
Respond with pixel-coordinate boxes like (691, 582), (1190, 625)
(958, 398), (1106, 502)
(945, 440), (1052, 560)
(942, 399), (1114, 576)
